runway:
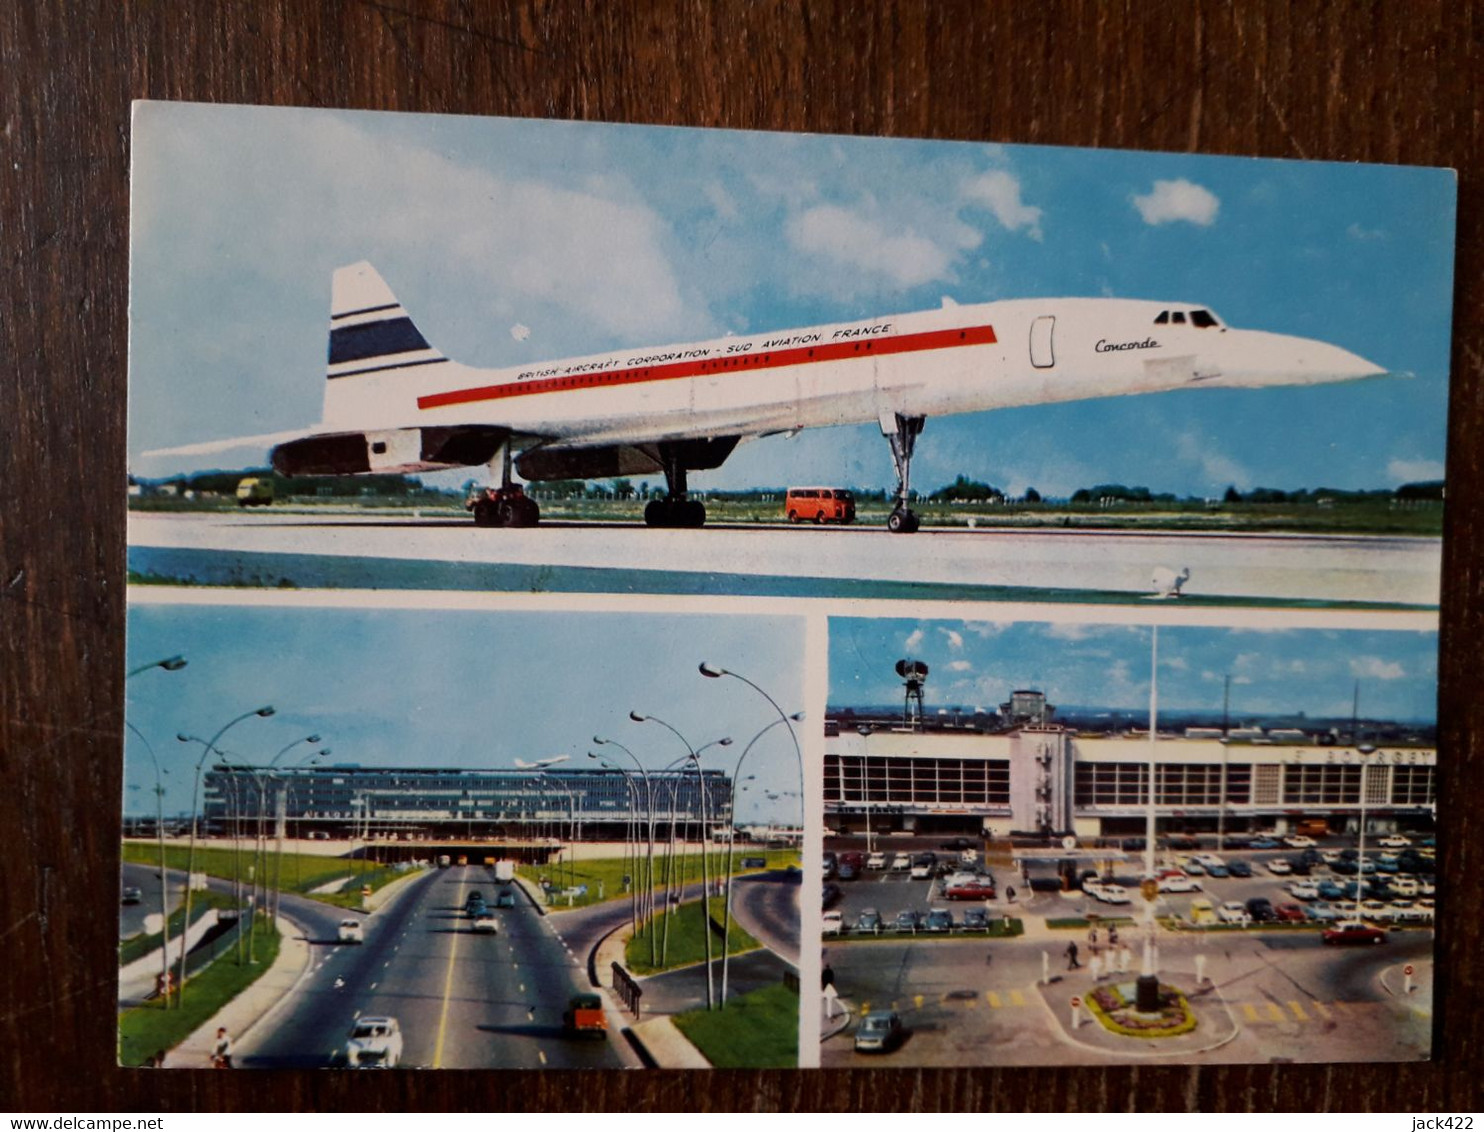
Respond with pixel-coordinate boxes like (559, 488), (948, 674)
(127, 511), (1441, 609)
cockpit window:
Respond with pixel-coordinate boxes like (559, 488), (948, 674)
(1191, 309), (1219, 328)
(1171, 311), (1187, 324)
(1154, 311), (1169, 324)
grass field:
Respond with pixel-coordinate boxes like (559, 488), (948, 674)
(117, 919), (282, 1067)
(624, 896), (762, 975)
(520, 848), (799, 911)
(672, 982), (799, 1069)
(121, 842), (412, 908)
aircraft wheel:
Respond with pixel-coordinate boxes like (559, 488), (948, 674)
(472, 499), (498, 528)
(495, 499), (517, 527)
(644, 499), (668, 527)
(510, 497), (540, 527)
(682, 500), (706, 528)
(887, 508), (908, 533)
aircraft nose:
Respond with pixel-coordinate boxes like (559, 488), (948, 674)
(1307, 340), (1389, 382)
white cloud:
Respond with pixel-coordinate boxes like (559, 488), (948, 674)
(1176, 432), (1249, 490)
(1347, 222), (1385, 241)
(1351, 656), (1406, 681)
(904, 628), (925, 652)
(948, 660), (973, 672)
(1387, 457), (1445, 483)
(785, 204), (959, 290)
(961, 170), (1043, 240)
(939, 627), (965, 650)
(704, 181), (740, 222)
(1131, 179), (1220, 227)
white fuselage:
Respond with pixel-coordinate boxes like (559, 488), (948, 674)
(324, 296), (1382, 460)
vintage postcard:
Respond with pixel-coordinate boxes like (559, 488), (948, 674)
(124, 103), (1453, 1069)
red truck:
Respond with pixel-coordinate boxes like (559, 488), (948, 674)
(562, 994), (607, 1039)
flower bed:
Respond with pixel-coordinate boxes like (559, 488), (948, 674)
(1087, 981), (1197, 1038)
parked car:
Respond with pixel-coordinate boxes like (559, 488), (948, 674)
(1322, 920), (1387, 945)
(1226, 859), (1253, 878)
(866, 851), (888, 870)
(1317, 880), (1345, 901)
(909, 854), (936, 879)
(925, 909), (955, 933)
(1266, 859), (1293, 876)
(961, 908), (990, 932)
(1306, 901), (1341, 922)
(854, 1011), (904, 1053)
(1158, 874), (1202, 894)
(822, 910), (844, 936)
(1217, 901), (1251, 925)
(1288, 880), (1320, 901)
(1187, 898), (1218, 926)
(1245, 897), (1277, 923)
(893, 910), (922, 933)
(940, 837), (975, 851)
(856, 908), (883, 934)
(1097, 884), (1132, 905)
(892, 853), (913, 871)
(1378, 835), (1412, 848)
(822, 882), (842, 908)
(1204, 863), (1230, 878)
(944, 877), (996, 900)
(1390, 876), (1420, 897)
(1274, 903), (1306, 924)
(836, 862), (860, 881)
(1249, 837), (1281, 850)
(1283, 835), (1317, 849)
(346, 1016), (403, 1068)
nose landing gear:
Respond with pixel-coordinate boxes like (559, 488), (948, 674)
(468, 443), (541, 527)
(882, 412), (925, 534)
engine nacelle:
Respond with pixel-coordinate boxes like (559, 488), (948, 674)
(272, 426), (508, 476)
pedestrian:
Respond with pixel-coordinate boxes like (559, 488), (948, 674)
(210, 1027), (233, 1069)
(1108, 925), (1119, 948)
(1066, 941), (1081, 970)
(821, 962), (836, 991)
(1006, 885), (1017, 904)
(1087, 926), (1099, 953)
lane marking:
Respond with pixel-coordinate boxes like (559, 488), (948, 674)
(432, 877), (465, 1069)
(538, 1049), (547, 1066)
(1288, 1000), (1310, 1022)
(1242, 1003), (1259, 1022)
(1265, 1002), (1285, 1022)
(1009, 989), (1026, 1007)
(1312, 1001), (1333, 1020)
(986, 991), (1002, 1008)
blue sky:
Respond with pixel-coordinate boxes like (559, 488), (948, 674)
(829, 618), (1438, 725)
(124, 602), (806, 821)
(129, 102), (1456, 497)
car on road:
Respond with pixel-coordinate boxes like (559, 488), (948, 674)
(562, 993), (608, 1039)
(1283, 835), (1317, 849)
(925, 909), (955, 933)
(866, 851), (888, 870)
(854, 1011), (904, 1053)
(1266, 859), (1293, 876)
(1322, 920), (1387, 945)
(346, 1016), (403, 1068)
(1158, 874), (1202, 894)
(464, 891), (485, 909)
(1097, 884), (1132, 905)
(121, 886), (143, 905)
(1378, 835), (1412, 848)
(962, 908), (990, 932)
(471, 911), (498, 933)
(1217, 901), (1251, 925)
(822, 910), (844, 936)
(856, 908), (883, 934)
(893, 910), (922, 933)
(1226, 859), (1253, 878)
(337, 918), (364, 944)
(495, 889), (517, 909)
(466, 898), (487, 918)
(1274, 903), (1306, 924)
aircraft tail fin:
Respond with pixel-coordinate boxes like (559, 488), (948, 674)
(322, 262), (448, 426)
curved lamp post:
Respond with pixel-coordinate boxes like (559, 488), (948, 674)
(124, 722), (175, 1007)
(127, 655), (188, 678)
(699, 663), (804, 827)
(720, 712), (804, 1003)
(629, 711), (730, 1009)
(593, 737), (658, 964)
(174, 705), (274, 997)
(590, 752), (643, 935)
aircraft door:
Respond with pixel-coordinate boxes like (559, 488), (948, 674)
(1030, 316), (1056, 368)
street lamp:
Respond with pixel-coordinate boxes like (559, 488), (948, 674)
(174, 705), (274, 997)
(594, 737), (658, 963)
(262, 735), (323, 924)
(127, 655), (188, 678)
(630, 711), (730, 1008)
(857, 725), (874, 852)
(699, 663), (805, 827)
(590, 752), (642, 935)
(720, 713), (804, 1003)
(125, 722), (175, 1008)
(1136, 627), (1161, 1014)
(1353, 743), (1378, 923)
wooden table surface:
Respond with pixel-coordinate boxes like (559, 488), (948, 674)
(2, 0), (1480, 1113)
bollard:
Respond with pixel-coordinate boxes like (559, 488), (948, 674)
(1041, 951), (1050, 986)
(1195, 953), (1207, 983)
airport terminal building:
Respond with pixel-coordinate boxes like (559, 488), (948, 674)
(201, 763), (732, 842)
(824, 692), (1436, 840)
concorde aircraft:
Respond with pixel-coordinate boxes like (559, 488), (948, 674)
(155, 261), (1387, 533)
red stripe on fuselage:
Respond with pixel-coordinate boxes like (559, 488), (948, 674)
(416, 323), (999, 410)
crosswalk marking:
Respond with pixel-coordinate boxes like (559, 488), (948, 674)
(1288, 1000), (1310, 1022)
(1312, 1001), (1332, 1020)
(1242, 1004), (1259, 1022)
(1265, 1003), (1285, 1021)
(986, 991), (1002, 1008)
(1009, 989), (1026, 1007)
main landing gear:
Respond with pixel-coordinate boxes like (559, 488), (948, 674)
(643, 446), (707, 529)
(882, 412), (925, 534)
(468, 444), (540, 528)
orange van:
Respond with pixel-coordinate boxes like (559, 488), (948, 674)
(785, 487), (856, 524)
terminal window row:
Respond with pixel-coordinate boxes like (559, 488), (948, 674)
(824, 755), (1011, 806)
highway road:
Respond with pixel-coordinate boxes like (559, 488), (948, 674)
(128, 511), (1441, 608)
(120, 861), (182, 939)
(238, 865), (627, 1069)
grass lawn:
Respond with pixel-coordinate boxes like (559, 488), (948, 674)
(521, 848), (799, 911)
(121, 842), (412, 907)
(119, 890), (238, 966)
(117, 918), (282, 1067)
(625, 896), (762, 975)
(672, 982), (799, 1069)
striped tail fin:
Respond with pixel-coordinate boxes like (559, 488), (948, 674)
(323, 262), (447, 426)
